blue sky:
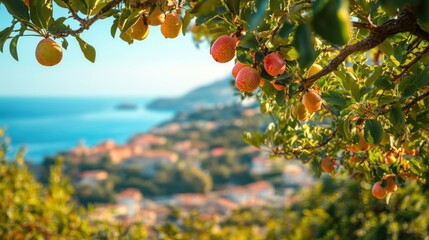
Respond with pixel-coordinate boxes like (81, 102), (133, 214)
(0, 6), (233, 97)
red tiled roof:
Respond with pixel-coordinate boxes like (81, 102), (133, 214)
(118, 188), (142, 198)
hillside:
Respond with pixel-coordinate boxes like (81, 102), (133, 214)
(146, 78), (238, 111)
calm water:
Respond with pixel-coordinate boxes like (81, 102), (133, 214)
(0, 97), (173, 163)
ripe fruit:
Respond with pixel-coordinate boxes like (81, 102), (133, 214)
(35, 38), (63, 66)
(321, 156), (335, 173)
(24, 0), (30, 8)
(349, 155), (359, 164)
(160, 12), (182, 38)
(259, 78), (265, 87)
(272, 80), (285, 91)
(235, 67), (260, 92)
(129, 17), (149, 40)
(384, 176), (398, 192)
(355, 134), (370, 152)
(211, 35), (236, 63)
(372, 181), (387, 199)
(385, 154), (396, 165)
(263, 52), (286, 76)
(308, 63), (323, 77)
(232, 61), (249, 78)
(408, 172), (419, 180)
(291, 103), (309, 121)
(302, 89), (323, 113)
(147, 7), (165, 26)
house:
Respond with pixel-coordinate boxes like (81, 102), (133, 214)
(87, 204), (128, 223)
(117, 188), (143, 217)
(283, 162), (314, 188)
(250, 156), (272, 175)
(79, 170), (109, 188)
(222, 181), (275, 206)
(121, 150), (178, 177)
(210, 147), (226, 158)
(246, 181), (275, 199)
(128, 134), (167, 149)
(92, 140), (116, 153)
(108, 145), (141, 164)
(173, 194), (238, 218)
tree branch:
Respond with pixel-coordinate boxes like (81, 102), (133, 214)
(403, 91), (429, 113)
(54, 0), (126, 38)
(394, 46), (429, 80)
(299, 11), (429, 92)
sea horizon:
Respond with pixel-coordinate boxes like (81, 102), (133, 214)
(0, 97), (175, 164)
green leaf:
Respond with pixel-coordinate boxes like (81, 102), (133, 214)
(312, 0), (351, 45)
(276, 91), (286, 106)
(0, 27), (13, 53)
(293, 23), (316, 69)
(190, 0), (219, 15)
(225, 0), (240, 16)
(111, 19), (118, 38)
(276, 20), (295, 39)
(388, 105), (405, 134)
(238, 34), (258, 49)
(236, 51), (253, 65)
(30, 0), (53, 29)
(365, 66), (383, 87)
(75, 36), (96, 63)
(248, 0), (269, 30)
(48, 17), (69, 36)
(364, 119), (383, 145)
(322, 91), (348, 108)
(87, 0), (109, 16)
(182, 10), (192, 36)
(9, 36), (19, 61)
(340, 72), (360, 101)
(378, 40), (394, 55)
(0, 0), (30, 21)
(121, 9), (144, 33)
(401, 84), (417, 99)
(413, 66), (429, 89)
(374, 76), (395, 90)
(62, 39), (68, 50)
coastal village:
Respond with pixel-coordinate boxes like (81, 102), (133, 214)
(49, 104), (316, 234)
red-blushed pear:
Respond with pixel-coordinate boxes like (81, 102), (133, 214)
(263, 52), (286, 76)
(372, 181), (387, 199)
(236, 66), (260, 92)
(384, 175), (398, 192)
(302, 89), (323, 113)
(35, 38), (63, 66)
(321, 156), (335, 173)
(232, 61), (249, 78)
(129, 17), (149, 40)
(291, 102), (309, 122)
(147, 7), (165, 26)
(210, 35), (236, 63)
(160, 12), (182, 38)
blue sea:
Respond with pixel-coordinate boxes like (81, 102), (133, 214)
(0, 97), (173, 164)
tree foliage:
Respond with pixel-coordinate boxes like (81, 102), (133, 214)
(0, 132), (148, 239)
(1, 0), (429, 197)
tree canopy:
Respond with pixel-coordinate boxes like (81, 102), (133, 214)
(1, 0), (429, 199)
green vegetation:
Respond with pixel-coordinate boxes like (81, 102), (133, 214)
(1, 0), (429, 197)
(0, 133), (148, 239)
(2, 136), (428, 239)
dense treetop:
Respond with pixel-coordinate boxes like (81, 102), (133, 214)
(1, 0), (429, 198)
